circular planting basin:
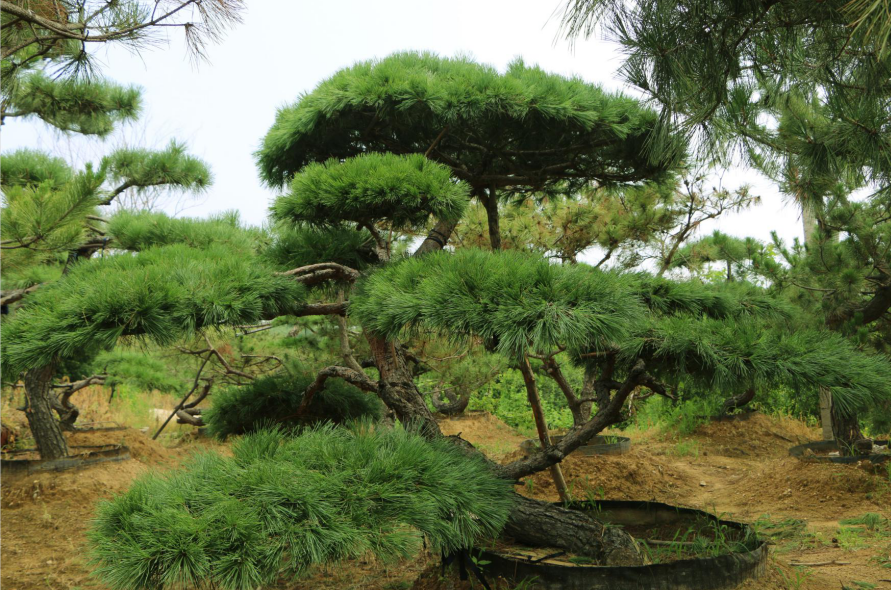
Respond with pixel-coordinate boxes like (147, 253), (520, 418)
(1, 444), (131, 474)
(789, 440), (890, 465)
(520, 435), (631, 457)
(473, 500), (767, 590)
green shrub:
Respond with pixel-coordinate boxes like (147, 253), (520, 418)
(468, 368), (574, 434)
(203, 369), (384, 439)
(89, 425), (514, 590)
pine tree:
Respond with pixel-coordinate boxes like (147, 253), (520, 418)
(6, 52), (891, 585)
(560, 0), (891, 447)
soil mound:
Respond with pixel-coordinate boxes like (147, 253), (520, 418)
(692, 413), (816, 457)
(437, 411), (527, 460)
(522, 448), (697, 503)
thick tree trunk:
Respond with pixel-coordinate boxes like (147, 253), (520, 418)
(23, 363), (68, 460)
(366, 334), (442, 437)
(721, 387), (755, 415)
(504, 495), (643, 565)
(831, 405), (863, 456)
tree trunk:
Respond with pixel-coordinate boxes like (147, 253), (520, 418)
(504, 495), (642, 565)
(482, 186), (502, 250)
(23, 363), (68, 460)
(720, 387), (755, 415)
(819, 387), (834, 441)
(431, 389), (470, 415)
(831, 405), (863, 456)
(366, 334), (442, 437)
(519, 356), (570, 502)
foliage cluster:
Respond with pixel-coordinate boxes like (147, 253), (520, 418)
(1, 243), (304, 375)
(89, 425), (514, 590)
(204, 368), (384, 439)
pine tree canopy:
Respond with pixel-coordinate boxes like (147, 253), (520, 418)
(353, 248), (889, 410)
(0, 148), (73, 188)
(107, 210), (256, 252)
(1, 242), (305, 374)
(351, 248), (642, 357)
(101, 141), (212, 199)
(262, 223), (379, 272)
(204, 369), (385, 439)
(0, 0), (244, 86)
(89, 425), (514, 590)
(2, 71), (141, 136)
(560, 0), (891, 188)
(1, 163), (104, 259)
(272, 153), (470, 229)
(256, 51), (685, 192)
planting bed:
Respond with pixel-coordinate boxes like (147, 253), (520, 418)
(790, 440), (890, 465)
(472, 500), (767, 590)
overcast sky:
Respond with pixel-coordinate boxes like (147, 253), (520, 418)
(2, 0), (805, 254)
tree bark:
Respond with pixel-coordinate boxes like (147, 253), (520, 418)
(831, 405), (863, 456)
(504, 495), (643, 565)
(22, 362), (68, 460)
(366, 334), (442, 437)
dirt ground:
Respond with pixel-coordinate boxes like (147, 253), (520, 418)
(2, 412), (890, 590)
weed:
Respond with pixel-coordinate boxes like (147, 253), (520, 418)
(671, 440), (701, 458)
(776, 565), (811, 590)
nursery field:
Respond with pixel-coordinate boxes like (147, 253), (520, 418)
(2, 400), (889, 590)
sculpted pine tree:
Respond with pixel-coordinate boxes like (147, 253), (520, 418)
(257, 52), (684, 252)
(5, 53), (891, 587)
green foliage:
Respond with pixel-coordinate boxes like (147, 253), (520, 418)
(204, 369), (384, 439)
(0, 149), (72, 188)
(1, 243), (305, 374)
(102, 141), (212, 196)
(352, 248), (640, 357)
(89, 425), (514, 590)
(1, 163), (103, 266)
(3, 71), (141, 136)
(274, 153), (470, 229)
(94, 350), (189, 394)
(108, 210), (256, 252)
(468, 368), (575, 433)
(261, 223), (378, 271)
(256, 51), (683, 190)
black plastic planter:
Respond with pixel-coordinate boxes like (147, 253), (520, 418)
(474, 500), (767, 590)
(1, 444), (131, 474)
(789, 440), (890, 465)
(520, 435), (631, 457)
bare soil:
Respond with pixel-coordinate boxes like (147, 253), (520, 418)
(2, 411), (889, 590)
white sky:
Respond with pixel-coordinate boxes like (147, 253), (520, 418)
(1, 0), (805, 253)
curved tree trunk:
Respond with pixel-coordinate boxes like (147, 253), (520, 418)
(431, 389), (470, 415)
(720, 387), (755, 415)
(23, 362), (68, 460)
